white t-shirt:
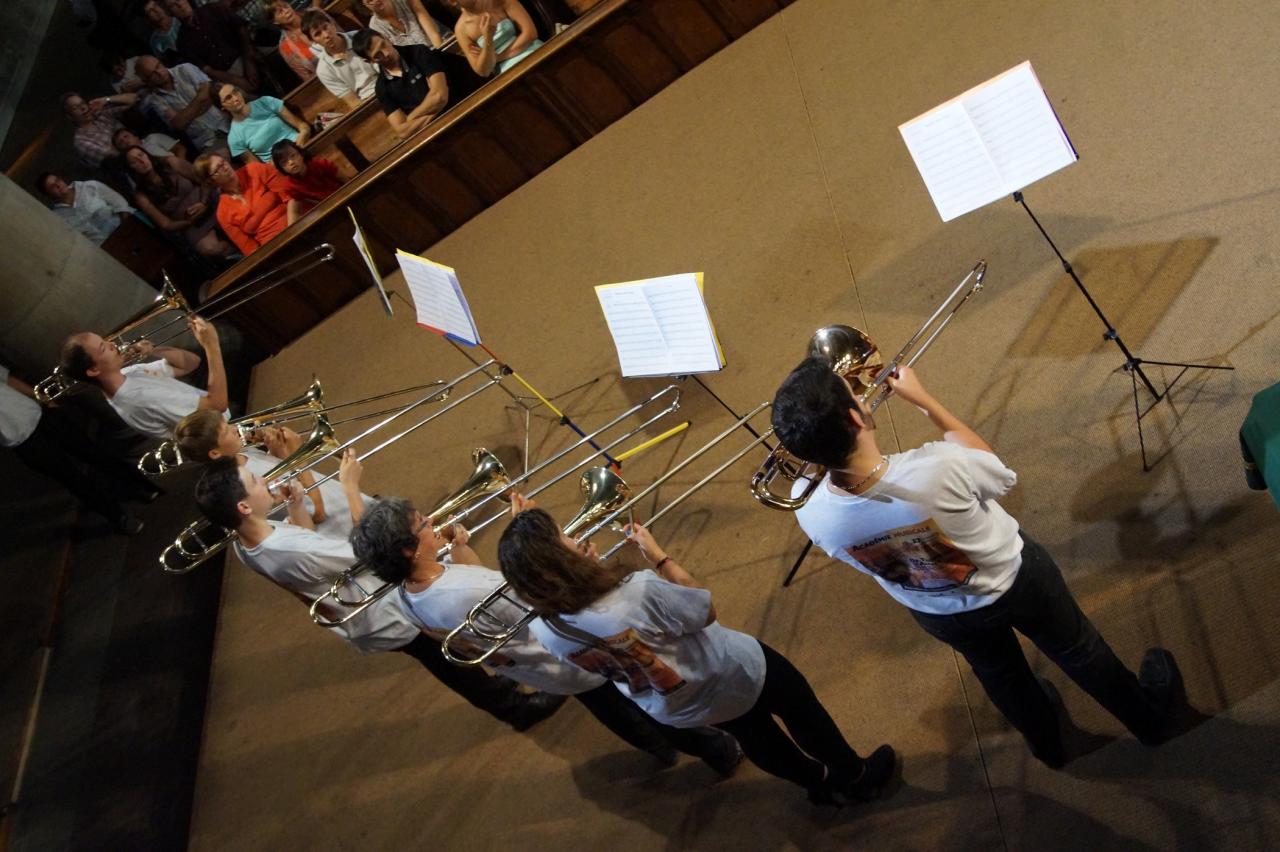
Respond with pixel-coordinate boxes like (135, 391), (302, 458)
(109, 360), (215, 439)
(530, 571), (766, 727)
(0, 365), (41, 448)
(399, 562), (604, 695)
(241, 446), (369, 540)
(795, 441), (1022, 615)
(233, 520), (419, 653)
(314, 34), (379, 101)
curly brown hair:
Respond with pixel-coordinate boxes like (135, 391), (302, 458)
(497, 508), (629, 616)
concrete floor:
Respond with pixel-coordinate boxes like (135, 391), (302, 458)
(188, 1), (1280, 849)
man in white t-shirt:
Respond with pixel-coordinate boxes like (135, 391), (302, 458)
(349, 496), (744, 774)
(192, 457), (564, 729)
(771, 358), (1186, 767)
(304, 12), (380, 108)
(1, 362), (157, 534)
(174, 407), (372, 539)
(60, 316), (228, 440)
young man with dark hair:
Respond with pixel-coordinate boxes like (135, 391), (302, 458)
(770, 357), (1185, 767)
(60, 316), (227, 440)
(351, 29), (478, 140)
(193, 457), (564, 730)
(305, 12), (379, 108)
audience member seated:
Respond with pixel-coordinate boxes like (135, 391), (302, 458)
(450, 0), (542, 77)
(113, 126), (188, 161)
(220, 84), (311, 163)
(136, 55), (232, 152)
(266, 0), (322, 82)
(63, 90), (136, 168)
(353, 30), (480, 140)
(363, 0), (448, 49)
(38, 172), (134, 245)
(106, 53), (146, 93)
(142, 0), (182, 61)
(123, 146), (237, 258)
(195, 151), (290, 254)
(165, 0), (263, 93)
(304, 11), (379, 108)
(270, 139), (344, 224)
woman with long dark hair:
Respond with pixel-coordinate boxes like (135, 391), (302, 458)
(497, 496), (899, 806)
(122, 145), (235, 258)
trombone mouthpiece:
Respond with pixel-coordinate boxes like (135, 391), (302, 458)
(317, 243), (336, 261)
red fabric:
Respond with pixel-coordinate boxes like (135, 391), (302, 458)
(216, 161), (290, 254)
(280, 158), (344, 205)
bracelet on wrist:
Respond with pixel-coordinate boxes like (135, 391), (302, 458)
(654, 556), (671, 571)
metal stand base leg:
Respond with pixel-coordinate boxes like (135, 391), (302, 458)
(782, 539), (813, 588)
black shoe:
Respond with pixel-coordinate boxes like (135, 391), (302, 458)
(842, 744), (898, 802)
(649, 744), (680, 768)
(1137, 647), (1184, 746)
(113, 513), (145, 536)
(698, 731), (744, 778)
(507, 692), (568, 732)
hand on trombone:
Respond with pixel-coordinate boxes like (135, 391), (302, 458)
(509, 491), (537, 517)
(873, 365), (933, 411)
(282, 479), (315, 530)
(262, 425), (304, 459)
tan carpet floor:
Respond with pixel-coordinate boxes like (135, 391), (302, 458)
(188, 1), (1280, 849)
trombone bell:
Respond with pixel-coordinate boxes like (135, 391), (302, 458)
(430, 448), (512, 529)
(563, 467), (631, 538)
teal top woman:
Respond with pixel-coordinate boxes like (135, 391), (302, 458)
(451, 0), (543, 76)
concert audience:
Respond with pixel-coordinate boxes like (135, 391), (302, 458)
(305, 12), (380, 107)
(142, 0), (182, 60)
(113, 126), (188, 161)
(165, 0), (262, 93)
(106, 53), (146, 93)
(122, 146), (236, 258)
(136, 56), (232, 152)
(39, 173), (133, 245)
(497, 499), (899, 806)
(63, 90), (134, 168)
(220, 84), (311, 163)
(195, 151), (290, 254)
(266, 0), (322, 82)
(362, 0), (449, 49)
(270, 139), (343, 224)
(353, 30), (480, 140)
(450, 0), (542, 77)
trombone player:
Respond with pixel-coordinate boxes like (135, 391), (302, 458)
(192, 456), (565, 731)
(770, 358), (1187, 767)
(59, 316), (228, 440)
(349, 495), (745, 776)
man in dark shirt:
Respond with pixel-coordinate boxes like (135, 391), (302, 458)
(351, 29), (480, 140)
(165, 0), (261, 92)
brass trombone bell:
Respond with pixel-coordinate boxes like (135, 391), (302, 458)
(562, 467), (631, 538)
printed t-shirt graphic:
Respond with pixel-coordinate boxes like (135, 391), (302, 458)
(568, 628), (686, 695)
(845, 518), (976, 591)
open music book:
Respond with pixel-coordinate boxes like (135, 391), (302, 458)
(348, 208), (394, 317)
(395, 249), (481, 345)
(595, 273), (725, 377)
(899, 61), (1078, 222)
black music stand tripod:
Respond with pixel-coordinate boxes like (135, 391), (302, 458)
(1013, 191), (1233, 471)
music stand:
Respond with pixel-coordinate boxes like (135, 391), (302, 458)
(899, 61), (1233, 471)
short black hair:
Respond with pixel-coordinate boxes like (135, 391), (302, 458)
(350, 28), (380, 60)
(194, 457), (248, 531)
(36, 171), (60, 196)
(270, 137), (311, 171)
(770, 357), (859, 468)
(58, 333), (96, 382)
(300, 8), (333, 36)
(349, 497), (418, 584)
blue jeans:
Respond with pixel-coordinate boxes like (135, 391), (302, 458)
(909, 533), (1159, 756)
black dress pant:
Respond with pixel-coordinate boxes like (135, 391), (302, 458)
(909, 532), (1160, 756)
(712, 641), (863, 791)
(574, 683), (728, 760)
(396, 633), (533, 723)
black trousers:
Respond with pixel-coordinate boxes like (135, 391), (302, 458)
(909, 532), (1159, 756)
(397, 633), (533, 723)
(574, 683), (728, 759)
(712, 641), (862, 790)
(11, 410), (151, 522)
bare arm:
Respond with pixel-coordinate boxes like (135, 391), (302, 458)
(338, 449), (364, 526)
(441, 524), (481, 565)
(279, 105), (312, 146)
(407, 0), (444, 48)
(885, 366), (993, 453)
(286, 198), (303, 225)
(340, 92), (362, 110)
(188, 317), (229, 413)
(457, 20), (496, 77)
(388, 71), (448, 138)
(494, 1), (538, 61)
(6, 374), (36, 399)
(133, 193), (190, 231)
(167, 155), (198, 182)
(284, 481), (315, 529)
(169, 82), (215, 131)
(622, 524), (716, 625)
(155, 345), (200, 374)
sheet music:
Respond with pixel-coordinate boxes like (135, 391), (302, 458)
(595, 273), (724, 377)
(395, 250), (481, 345)
(899, 61), (1078, 221)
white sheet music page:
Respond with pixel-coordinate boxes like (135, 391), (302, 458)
(900, 61), (1078, 222)
(395, 250), (481, 345)
(595, 273), (724, 377)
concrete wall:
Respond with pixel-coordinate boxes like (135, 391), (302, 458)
(0, 172), (160, 378)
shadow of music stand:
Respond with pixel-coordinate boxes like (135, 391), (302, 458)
(898, 61), (1232, 472)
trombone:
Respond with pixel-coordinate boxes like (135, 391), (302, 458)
(440, 401), (776, 666)
(750, 259), (987, 510)
(138, 376), (452, 475)
(35, 245), (335, 403)
(310, 384), (686, 627)
(159, 360), (505, 574)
